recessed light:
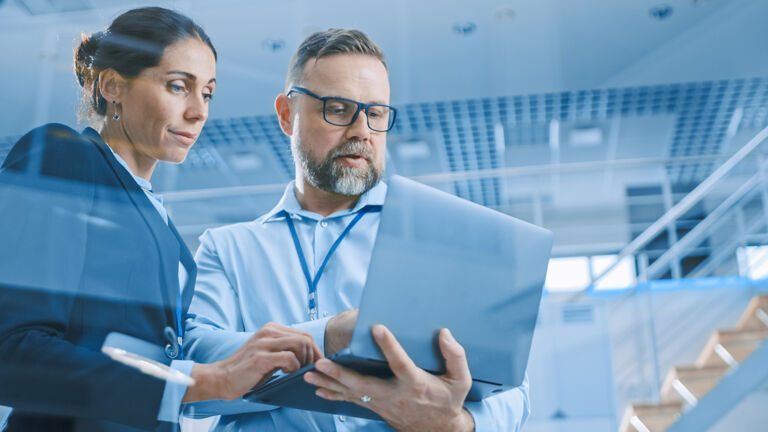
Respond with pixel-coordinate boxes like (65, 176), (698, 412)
(452, 22), (477, 36)
(649, 4), (673, 20)
(262, 39), (285, 52)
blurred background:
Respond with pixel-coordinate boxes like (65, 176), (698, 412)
(1, 0), (768, 431)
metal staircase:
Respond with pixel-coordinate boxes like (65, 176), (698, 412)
(605, 124), (768, 431)
(620, 295), (768, 432)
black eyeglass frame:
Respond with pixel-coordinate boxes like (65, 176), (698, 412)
(287, 86), (397, 132)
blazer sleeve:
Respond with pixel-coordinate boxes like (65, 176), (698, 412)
(0, 125), (168, 430)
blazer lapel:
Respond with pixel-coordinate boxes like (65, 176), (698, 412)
(168, 218), (197, 313)
(82, 129), (180, 324)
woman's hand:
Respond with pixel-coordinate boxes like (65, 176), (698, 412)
(183, 322), (323, 402)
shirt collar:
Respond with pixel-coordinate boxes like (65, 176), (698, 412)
(263, 180), (387, 223)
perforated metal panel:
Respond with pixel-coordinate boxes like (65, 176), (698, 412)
(393, 77), (768, 205)
(190, 117), (293, 177)
(2, 77), (768, 209)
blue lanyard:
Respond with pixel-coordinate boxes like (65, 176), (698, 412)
(283, 205), (380, 319)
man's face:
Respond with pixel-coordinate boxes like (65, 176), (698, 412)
(289, 54), (390, 196)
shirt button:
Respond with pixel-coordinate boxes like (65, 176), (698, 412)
(339, 415), (346, 422)
(323, 311), (329, 317)
(320, 221), (328, 228)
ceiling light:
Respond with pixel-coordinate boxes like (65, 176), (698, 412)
(649, 4), (673, 20)
(452, 22), (477, 36)
(262, 39), (285, 52)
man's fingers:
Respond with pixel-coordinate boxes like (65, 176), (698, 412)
(311, 363), (386, 408)
(273, 326), (322, 363)
(311, 341), (324, 362)
(315, 388), (345, 402)
(255, 323), (322, 362)
(438, 328), (472, 385)
(270, 328), (323, 364)
(259, 335), (316, 365)
(304, 370), (348, 394)
(262, 350), (302, 374)
(371, 325), (419, 381)
(314, 358), (380, 391)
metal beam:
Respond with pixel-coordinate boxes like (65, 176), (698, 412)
(163, 154), (745, 203)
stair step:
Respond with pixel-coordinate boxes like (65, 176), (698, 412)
(660, 365), (729, 403)
(620, 402), (683, 432)
(696, 328), (768, 368)
(736, 294), (768, 331)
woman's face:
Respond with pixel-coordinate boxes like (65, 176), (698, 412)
(117, 37), (216, 164)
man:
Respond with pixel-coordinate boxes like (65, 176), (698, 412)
(184, 29), (530, 431)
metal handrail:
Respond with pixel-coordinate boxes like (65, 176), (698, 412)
(645, 169), (763, 280)
(688, 215), (766, 279)
(591, 124), (768, 287)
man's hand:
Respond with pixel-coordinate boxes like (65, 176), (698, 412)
(184, 322), (322, 402)
(305, 325), (475, 432)
(324, 308), (358, 356)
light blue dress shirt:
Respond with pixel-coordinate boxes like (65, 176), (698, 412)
(184, 180), (530, 431)
(109, 149), (193, 424)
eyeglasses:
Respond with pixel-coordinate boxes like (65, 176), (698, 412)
(287, 86), (397, 132)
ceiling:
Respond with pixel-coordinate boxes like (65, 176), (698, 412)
(0, 0), (766, 251)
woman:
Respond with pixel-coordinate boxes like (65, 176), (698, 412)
(0, 7), (320, 432)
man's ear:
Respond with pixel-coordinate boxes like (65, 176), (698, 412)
(98, 69), (127, 103)
(275, 93), (295, 137)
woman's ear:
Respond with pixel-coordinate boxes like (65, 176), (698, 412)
(98, 69), (127, 103)
(275, 93), (295, 137)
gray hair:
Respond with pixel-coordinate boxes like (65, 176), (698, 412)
(285, 28), (386, 90)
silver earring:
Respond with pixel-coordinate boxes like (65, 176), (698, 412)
(112, 101), (120, 120)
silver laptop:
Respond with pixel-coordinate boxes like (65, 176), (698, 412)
(244, 175), (552, 420)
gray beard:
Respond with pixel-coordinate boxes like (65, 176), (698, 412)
(295, 140), (383, 196)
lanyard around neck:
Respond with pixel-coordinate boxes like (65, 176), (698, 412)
(283, 205), (381, 320)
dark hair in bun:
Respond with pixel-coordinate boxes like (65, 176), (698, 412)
(74, 7), (217, 121)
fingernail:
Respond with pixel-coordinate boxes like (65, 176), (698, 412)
(372, 325), (385, 340)
(304, 373), (316, 384)
(443, 328), (456, 344)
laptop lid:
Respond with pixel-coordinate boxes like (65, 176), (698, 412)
(349, 175), (552, 388)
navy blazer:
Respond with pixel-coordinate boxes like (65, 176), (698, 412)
(0, 124), (196, 431)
